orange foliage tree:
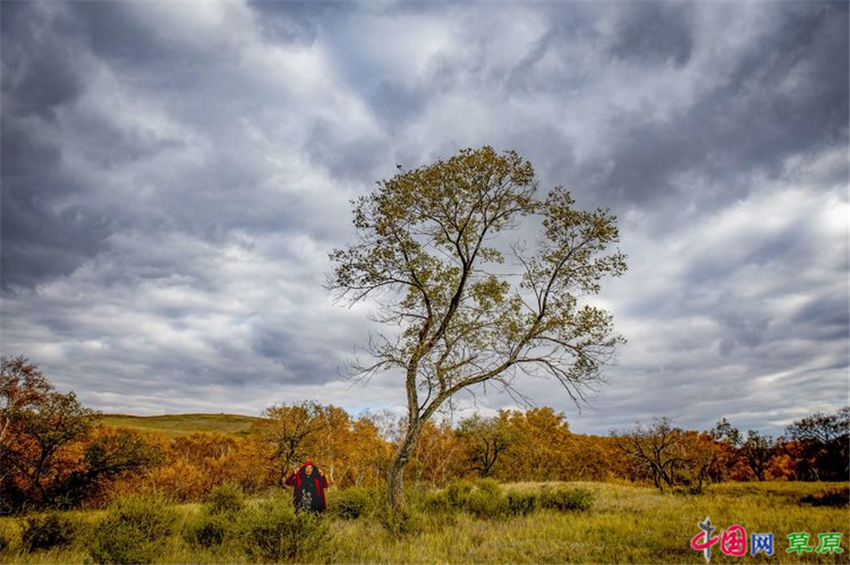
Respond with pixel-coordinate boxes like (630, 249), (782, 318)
(1, 356), (160, 512)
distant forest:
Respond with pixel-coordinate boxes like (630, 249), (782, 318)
(2, 355), (847, 514)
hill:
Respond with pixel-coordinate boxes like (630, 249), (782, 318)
(101, 413), (260, 438)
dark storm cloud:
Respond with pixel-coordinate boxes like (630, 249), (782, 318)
(551, 2), (849, 212)
(608, 2), (694, 67)
(0, 3), (86, 121)
(0, 1), (845, 434)
(0, 2), (111, 289)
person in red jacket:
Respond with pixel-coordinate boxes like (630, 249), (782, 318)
(284, 460), (329, 512)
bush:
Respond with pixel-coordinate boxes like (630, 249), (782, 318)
(506, 490), (539, 516)
(444, 480), (475, 509)
(422, 490), (452, 513)
(0, 525), (11, 553)
(464, 480), (508, 519)
(327, 487), (379, 520)
(89, 494), (178, 564)
(185, 510), (232, 548)
(376, 502), (424, 535)
(185, 482), (247, 547)
(424, 479), (509, 519)
(239, 496), (329, 562)
(21, 512), (75, 552)
(538, 486), (593, 511)
(204, 482), (246, 515)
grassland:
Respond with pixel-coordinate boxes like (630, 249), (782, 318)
(1, 481), (847, 564)
(100, 413), (260, 438)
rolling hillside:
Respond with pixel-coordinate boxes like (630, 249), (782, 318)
(101, 413), (260, 438)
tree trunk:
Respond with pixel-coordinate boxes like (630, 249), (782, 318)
(387, 419), (421, 511)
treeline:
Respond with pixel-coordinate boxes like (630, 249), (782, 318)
(2, 355), (847, 513)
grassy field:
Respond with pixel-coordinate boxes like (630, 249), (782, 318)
(100, 413), (260, 438)
(1, 481), (847, 564)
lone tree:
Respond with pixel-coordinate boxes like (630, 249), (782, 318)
(328, 146), (627, 509)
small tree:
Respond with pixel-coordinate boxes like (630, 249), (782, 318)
(255, 401), (329, 480)
(329, 146), (626, 509)
(785, 407), (849, 481)
(613, 417), (688, 492)
(741, 430), (775, 481)
(1, 355), (52, 444)
(2, 387), (98, 509)
(1, 356), (160, 511)
(457, 413), (512, 478)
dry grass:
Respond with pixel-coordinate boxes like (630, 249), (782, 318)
(1, 481), (847, 564)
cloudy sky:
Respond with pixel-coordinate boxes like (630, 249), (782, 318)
(2, 1), (847, 436)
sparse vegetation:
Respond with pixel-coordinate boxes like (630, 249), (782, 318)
(1, 481), (847, 564)
(20, 512), (76, 552)
(238, 495), (330, 562)
(88, 494), (178, 564)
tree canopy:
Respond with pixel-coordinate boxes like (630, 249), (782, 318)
(328, 146), (627, 508)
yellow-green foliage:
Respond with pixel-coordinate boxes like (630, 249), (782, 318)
(88, 494), (179, 564)
(537, 484), (593, 511)
(184, 484), (247, 548)
(237, 495), (330, 562)
(1, 481), (847, 564)
(20, 512), (76, 553)
(203, 483), (247, 515)
(327, 487), (382, 520)
(424, 479), (591, 519)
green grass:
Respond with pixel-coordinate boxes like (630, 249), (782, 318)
(100, 413), (260, 438)
(1, 481), (847, 564)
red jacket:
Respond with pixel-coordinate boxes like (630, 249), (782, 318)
(285, 461), (329, 511)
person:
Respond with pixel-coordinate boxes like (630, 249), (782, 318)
(284, 460), (329, 512)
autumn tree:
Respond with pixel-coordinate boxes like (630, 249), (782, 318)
(328, 146), (626, 509)
(457, 413), (512, 478)
(613, 417), (688, 492)
(708, 417), (745, 482)
(740, 430), (775, 481)
(1, 355), (52, 445)
(678, 431), (725, 493)
(498, 407), (573, 481)
(1, 356), (160, 511)
(254, 401), (330, 481)
(410, 419), (462, 485)
(785, 406), (849, 481)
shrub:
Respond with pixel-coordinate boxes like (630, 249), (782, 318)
(801, 486), (850, 508)
(204, 482), (245, 515)
(239, 496), (329, 562)
(89, 494), (178, 564)
(506, 490), (539, 516)
(185, 482), (246, 547)
(185, 510), (232, 548)
(422, 490), (452, 513)
(21, 512), (75, 552)
(538, 486), (593, 511)
(327, 487), (379, 520)
(464, 480), (508, 519)
(376, 503), (424, 535)
(424, 479), (509, 519)
(444, 480), (475, 509)
(0, 525), (11, 553)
